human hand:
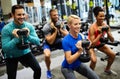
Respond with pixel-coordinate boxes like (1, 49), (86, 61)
(97, 27), (103, 34)
(60, 22), (64, 29)
(12, 29), (20, 38)
(101, 26), (109, 32)
(50, 22), (57, 30)
(76, 40), (83, 52)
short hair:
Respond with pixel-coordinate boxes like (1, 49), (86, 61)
(67, 15), (80, 24)
(11, 5), (24, 14)
(49, 9), (58, 16)
(93, 6), (104, 17)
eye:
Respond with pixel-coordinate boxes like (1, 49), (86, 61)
(79, 23), (81, 26)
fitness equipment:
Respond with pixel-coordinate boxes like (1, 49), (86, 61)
(0, 50), (5, 66)
(80, 22), (89, 33)
(100, 40), (120, 61)
(55, 21), (63, 38)
(16, 29), (29, 50)
(79, 40), (91, 62)
(31, 24), (45, 55)
(100, 28), (120, 61)
(99, 26), (109, 44)
(55, 21), (61, 29)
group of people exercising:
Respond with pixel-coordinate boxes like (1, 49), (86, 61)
(1, 4), (117, 79)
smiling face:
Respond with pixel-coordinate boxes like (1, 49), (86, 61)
(13, 8), (26, 25)
(96, 11), (105, 24)
(50, 9), (59, 23)
(67, 15), (81, 37)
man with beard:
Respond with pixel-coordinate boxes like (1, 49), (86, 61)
(42, 9), (68, 79)
(1, 5), (41, 79)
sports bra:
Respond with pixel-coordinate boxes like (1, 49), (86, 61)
(88, 22), (107, 46)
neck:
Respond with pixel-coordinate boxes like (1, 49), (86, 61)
(70, 31), (78, 38)
(96, 21), (102, 26)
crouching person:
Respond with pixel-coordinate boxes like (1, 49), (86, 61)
(61, 15), (100, 79)
(1, 5), (41, 79)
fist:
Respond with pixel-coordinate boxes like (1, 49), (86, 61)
(76, 40), (83, 51)
(12, 29), (20, 38)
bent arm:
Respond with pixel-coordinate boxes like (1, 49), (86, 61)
(89, 26), (102, 46)
(107, 27), (114, 42)
(65, 49), (82, 64)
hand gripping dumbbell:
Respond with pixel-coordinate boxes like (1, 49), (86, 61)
(79, 40), (90, 63)
(99, 26), (109, 44)
(16, 29), (29, 50)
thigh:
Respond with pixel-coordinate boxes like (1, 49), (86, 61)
(19, 53), (40, 70)
(98, 45), (115, 56)
(89, 49), (97, 62)
(61, 67), (76, 79)
(44, 48), (51, 57)
(75, 63), (99, 79)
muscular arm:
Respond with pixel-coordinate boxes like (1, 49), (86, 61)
(89, 26), (102, 46)
(65, 50), (82, 64)
(107, 27), (114, 42)
(64, 40), (83, 64)
(45, 28), (58, 45)
(59, 28), (69, 36)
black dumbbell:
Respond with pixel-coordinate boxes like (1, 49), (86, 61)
(16, 29), (29, 50)
(79, 40), (90, 63)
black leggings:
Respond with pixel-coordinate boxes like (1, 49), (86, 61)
(6, 53), (41, 79)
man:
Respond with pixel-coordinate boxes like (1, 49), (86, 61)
(42, 9), (68, 78)
(1, 5), (41, 79)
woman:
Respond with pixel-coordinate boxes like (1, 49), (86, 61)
(88, 6), (117, 75)
(61, 15), (99, 79)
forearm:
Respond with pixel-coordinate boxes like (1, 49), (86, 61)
(60, 29), (69, 36)
(107, 32), (114, 42)
(2, 38), (20, 52)
(27, 35), (40, 45)
(91, 34), (102, 45)
(46, 30), (58, 44)
(67, 50), (82, 64)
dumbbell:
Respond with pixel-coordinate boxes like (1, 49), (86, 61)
(16, 29), (29, 50)
(79, 40), (90, 63)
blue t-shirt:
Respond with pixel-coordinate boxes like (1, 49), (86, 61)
(62, 33), (83, 69)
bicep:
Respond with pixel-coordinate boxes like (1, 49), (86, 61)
(64, 51), (72, 62)
(89, 27), (95, 42)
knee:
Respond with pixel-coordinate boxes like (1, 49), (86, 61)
(34, 65), (41, 74)
(44, 51), (51, 59)
(91, 57), (97, 64)
(109, 52), (116, 59)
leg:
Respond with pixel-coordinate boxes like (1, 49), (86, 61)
(6, 58), (18, 79)
(89, 48), (97, 70)
(75, 63), (99, 79)
(20, 53), (41, 79)
(98, 45), (116, 71)
(44, 49), (51, 71)
(61, 67), (76, 79)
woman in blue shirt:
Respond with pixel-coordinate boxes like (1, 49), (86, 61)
(61, 15), (99, 79)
